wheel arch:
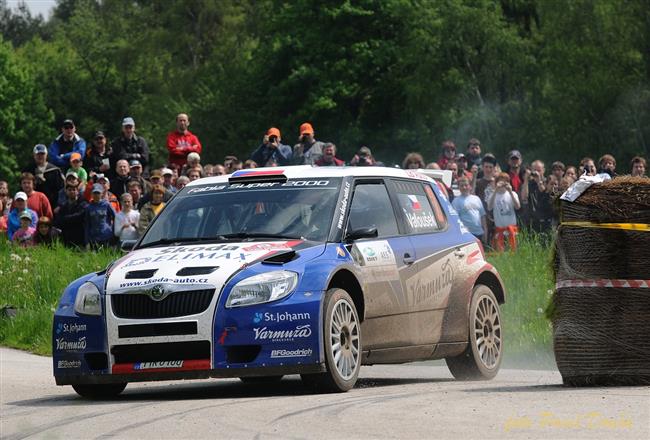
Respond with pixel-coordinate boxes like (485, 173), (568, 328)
(327, 269), (365, 321)
(475, 270), (506, 304)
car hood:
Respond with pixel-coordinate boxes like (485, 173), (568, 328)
(105, 240), (308, 295)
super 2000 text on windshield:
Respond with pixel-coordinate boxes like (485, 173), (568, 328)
(184, 180), (336, 195)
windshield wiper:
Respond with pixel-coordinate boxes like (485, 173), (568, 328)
(218, 233), (304, 241)
(137, 237), (211, 249)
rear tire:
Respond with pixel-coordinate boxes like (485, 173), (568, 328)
(446, 284), (502, 380)
(301, 288), (361, 393)
(71, 383), (127, 399)
(239, 375), (283, 384)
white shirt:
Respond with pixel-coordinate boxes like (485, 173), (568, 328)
(492, 191), (519, 228)
(114, 209), (140, 241)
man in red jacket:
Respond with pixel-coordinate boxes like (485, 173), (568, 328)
(166, 113), (202, 168)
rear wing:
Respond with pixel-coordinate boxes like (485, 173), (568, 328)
(416, 169), (453, 188)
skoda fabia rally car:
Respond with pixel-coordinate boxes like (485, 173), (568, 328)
(53, 166), (506, 397)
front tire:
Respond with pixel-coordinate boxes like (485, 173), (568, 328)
(302, 288), (361, 393)
(446, 284), (502, 380)
(71, 383), (127, 399)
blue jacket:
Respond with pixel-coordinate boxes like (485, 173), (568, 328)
(49, 133), (87, 168)
(7, 208), (38, 240)
(250, 142), (293, 166)
(84, 200), (115, 244)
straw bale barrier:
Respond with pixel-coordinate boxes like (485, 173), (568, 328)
(553, 176), (650, 386)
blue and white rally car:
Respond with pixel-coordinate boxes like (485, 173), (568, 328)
(53, 166), (506, 397)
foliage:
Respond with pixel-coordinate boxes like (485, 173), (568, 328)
(0, 37), (52, 184)
(0, 0), (47, 47)
(0, 0), (647, 170)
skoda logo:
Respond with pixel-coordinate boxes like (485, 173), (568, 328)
(149, 285), (166, 301)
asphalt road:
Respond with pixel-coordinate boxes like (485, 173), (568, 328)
(1, 347), (648, 439)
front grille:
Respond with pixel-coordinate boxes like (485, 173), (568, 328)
(118, 322), (197, 338)
(111, 341), (210, 363)
(111, 289), (215, 319)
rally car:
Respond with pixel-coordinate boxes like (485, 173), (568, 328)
(53, 166), (505, 397)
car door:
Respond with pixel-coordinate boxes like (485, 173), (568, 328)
(389, 178), (461, 346)
(345, 179), (416, 349)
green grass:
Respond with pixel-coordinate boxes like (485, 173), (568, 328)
(486, 232), (556, 368)
(1, 235), (556, 366)
(0, 239), (118, 355)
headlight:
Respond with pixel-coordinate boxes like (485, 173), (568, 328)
(74, 282), (102, 316)
(226, 271), (298, 308)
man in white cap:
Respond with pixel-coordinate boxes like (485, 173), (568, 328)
(22, 144), (64, 209)
(161, 168), (177, 194)
(7, 191), (38, 240)
(111, 117), (150, 173)
(128, 159), (151, 194)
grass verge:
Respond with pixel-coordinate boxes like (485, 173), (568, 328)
(1, 235), (555, 366)
(486, 232), (555, 368)
(0, 239), (118, 355)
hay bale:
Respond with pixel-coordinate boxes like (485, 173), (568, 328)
(553, 176), (650, 386)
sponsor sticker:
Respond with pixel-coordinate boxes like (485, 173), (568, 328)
(57, 359), (82, 369)
(405, 170), (428, 181)
(55, 336), (87, 351)
(270, 348), (313, 358)
(253, 324), (312, 342)
(134, 360), (184, 370)
(242, 242), (293, 252)
(55, 322), (87, 335)
(406, 258), (454, 308)
(186, 184), (227, 194)
(253, 311), (311, 324)
(118, 277), (209, 289)
(337, 182), (351, 229)
(404, 211), (437, 229)
(351, 241), (396, 267)
(123, 244), (250, 267)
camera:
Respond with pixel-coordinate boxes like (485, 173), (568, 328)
(268, 136), (277, 143)
(357, 155), (369, 166)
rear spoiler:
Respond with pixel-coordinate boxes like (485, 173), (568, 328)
(416, 169), (453, 188)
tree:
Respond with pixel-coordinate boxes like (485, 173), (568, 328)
(0, 37), (52, 182)
(0, 0), (46, 47)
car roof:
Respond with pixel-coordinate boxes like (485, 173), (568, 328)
(186, 165), (436, 187)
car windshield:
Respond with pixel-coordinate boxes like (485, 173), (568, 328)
(139, 178), (341, 247)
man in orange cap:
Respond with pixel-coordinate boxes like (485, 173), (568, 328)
(250, 127), (293, 166)
(293, 122), (325, 165)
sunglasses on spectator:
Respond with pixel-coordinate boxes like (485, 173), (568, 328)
(63, 125), (74, 129)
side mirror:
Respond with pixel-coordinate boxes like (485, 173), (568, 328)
(345, 227), (378, 242)
(120, 240), (137, 252)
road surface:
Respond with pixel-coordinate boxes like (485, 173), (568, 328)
(1, 347), (648, 439)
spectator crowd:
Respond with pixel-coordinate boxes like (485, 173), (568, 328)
(1, 114), (647, 253)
